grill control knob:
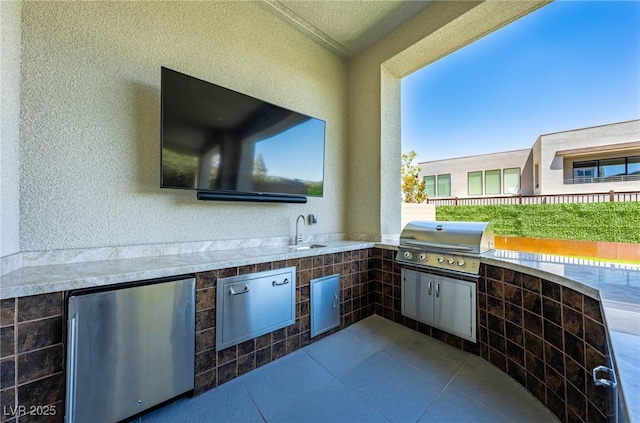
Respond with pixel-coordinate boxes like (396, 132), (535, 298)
(419, 253), (428, 262)
(447, 258), (455, 265)
(437, 256), (445, 263)
(404, 251), (413, 259)
(457, 259), (466, 267)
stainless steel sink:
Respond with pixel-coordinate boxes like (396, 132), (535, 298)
(288, 244), (327, 251)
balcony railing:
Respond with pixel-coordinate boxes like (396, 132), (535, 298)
(564, 174), (640, 184)
(425, 190), (640, 206)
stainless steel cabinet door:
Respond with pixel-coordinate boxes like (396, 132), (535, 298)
(310, 274), (340, 337)
(66, 277), (196, 423)
(400, 269), (476, 343)
(433, 275), (476, 342)
(217, 267), (295, 350)
(401, 268), (435, 324)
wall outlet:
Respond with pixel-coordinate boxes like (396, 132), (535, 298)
(309, 214), (317, 224)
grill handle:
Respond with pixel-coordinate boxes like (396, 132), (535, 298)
(403, 240), (474, 252)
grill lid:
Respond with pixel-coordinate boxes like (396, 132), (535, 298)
(399, 221), (494, 255)
(397, 221), (494, 276)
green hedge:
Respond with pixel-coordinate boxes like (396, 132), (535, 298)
(436, 202), (640, 243)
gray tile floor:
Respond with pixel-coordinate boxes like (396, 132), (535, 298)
(140, 315), (560, 422)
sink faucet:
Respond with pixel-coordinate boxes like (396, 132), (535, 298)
(295, 215), (306, 245)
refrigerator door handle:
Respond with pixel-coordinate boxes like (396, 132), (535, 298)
(65, 315), (78, 423)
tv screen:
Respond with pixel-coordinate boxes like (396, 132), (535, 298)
(161, 67), (325, 202)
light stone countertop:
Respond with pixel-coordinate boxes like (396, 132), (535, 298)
(0, 240), (374, 300)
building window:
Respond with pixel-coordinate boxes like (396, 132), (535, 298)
(534, 163), (539, 189)
(629, 156), (640, 175)
(503, 168), (521, 194)
(573, 160), (597, 183)
(424, 175), (436, 197)
(485, 169), (501, 195)
(599, 158), (626, 178)
(437, 174), (451, 197)
(571, 156), (639, 183)
(468, 171), (482, 196)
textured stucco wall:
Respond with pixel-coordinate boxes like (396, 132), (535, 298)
(539, 120), (640, 195)
(18, 1), (347, 251)
(346, 1), (548, 239)
(0, 0), (22, 258)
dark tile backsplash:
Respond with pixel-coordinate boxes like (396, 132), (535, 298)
(0, 249), (612, 423)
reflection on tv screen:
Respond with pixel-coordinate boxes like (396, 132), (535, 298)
(161, 68), (325, 197)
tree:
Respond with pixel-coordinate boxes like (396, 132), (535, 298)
(254, 154), (268, 182)
(401, 151), (427, 203)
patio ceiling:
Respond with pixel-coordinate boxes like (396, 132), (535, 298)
(261, 0), (434, 59)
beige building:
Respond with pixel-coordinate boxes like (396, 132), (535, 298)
(419, 120), (640, 199)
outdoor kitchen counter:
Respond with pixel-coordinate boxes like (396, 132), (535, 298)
(482, 250), (640, 423)
(1, 241), (637, 421)
(0, 240), (375, 300)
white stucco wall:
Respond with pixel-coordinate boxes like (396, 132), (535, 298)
(17, 1), (348, 251)
(538, 120), (640, 195)
(0, 0), (22, 258)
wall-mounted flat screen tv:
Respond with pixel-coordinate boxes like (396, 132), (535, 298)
(161, 67), (326, 203)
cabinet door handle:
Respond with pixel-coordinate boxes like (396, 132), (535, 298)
(272, 278), (289, 286)
(428, 280), (432, 295)
(230, 284), (250, 295)
(592, 365), (617, 388)
(333, 293), (339, 309)
(435, 282), (440, 298)
(66, 315), (78, 423)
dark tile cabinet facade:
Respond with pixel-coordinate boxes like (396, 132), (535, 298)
(372, 248), (611, 423)
(192, 250), (374, 395)
(0, 247), (610, 423)
(477, 264), (610, 423)
(1, 293), (64, 423)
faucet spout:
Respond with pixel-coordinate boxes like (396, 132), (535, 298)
(295, 215), (306, 245)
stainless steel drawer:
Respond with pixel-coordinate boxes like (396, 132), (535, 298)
(216, 267), (296, 351)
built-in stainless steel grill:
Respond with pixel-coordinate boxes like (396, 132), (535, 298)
(396, 221), (494, 277)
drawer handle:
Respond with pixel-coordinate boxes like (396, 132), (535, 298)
(272, 278), (290, 286)
(229, 284), (250, 295)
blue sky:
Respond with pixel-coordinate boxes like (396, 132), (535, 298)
(255, 118), (325, 181)
(401, 1), (640, 163)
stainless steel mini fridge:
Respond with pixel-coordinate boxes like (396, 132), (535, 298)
(65, 277), (196, 423)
